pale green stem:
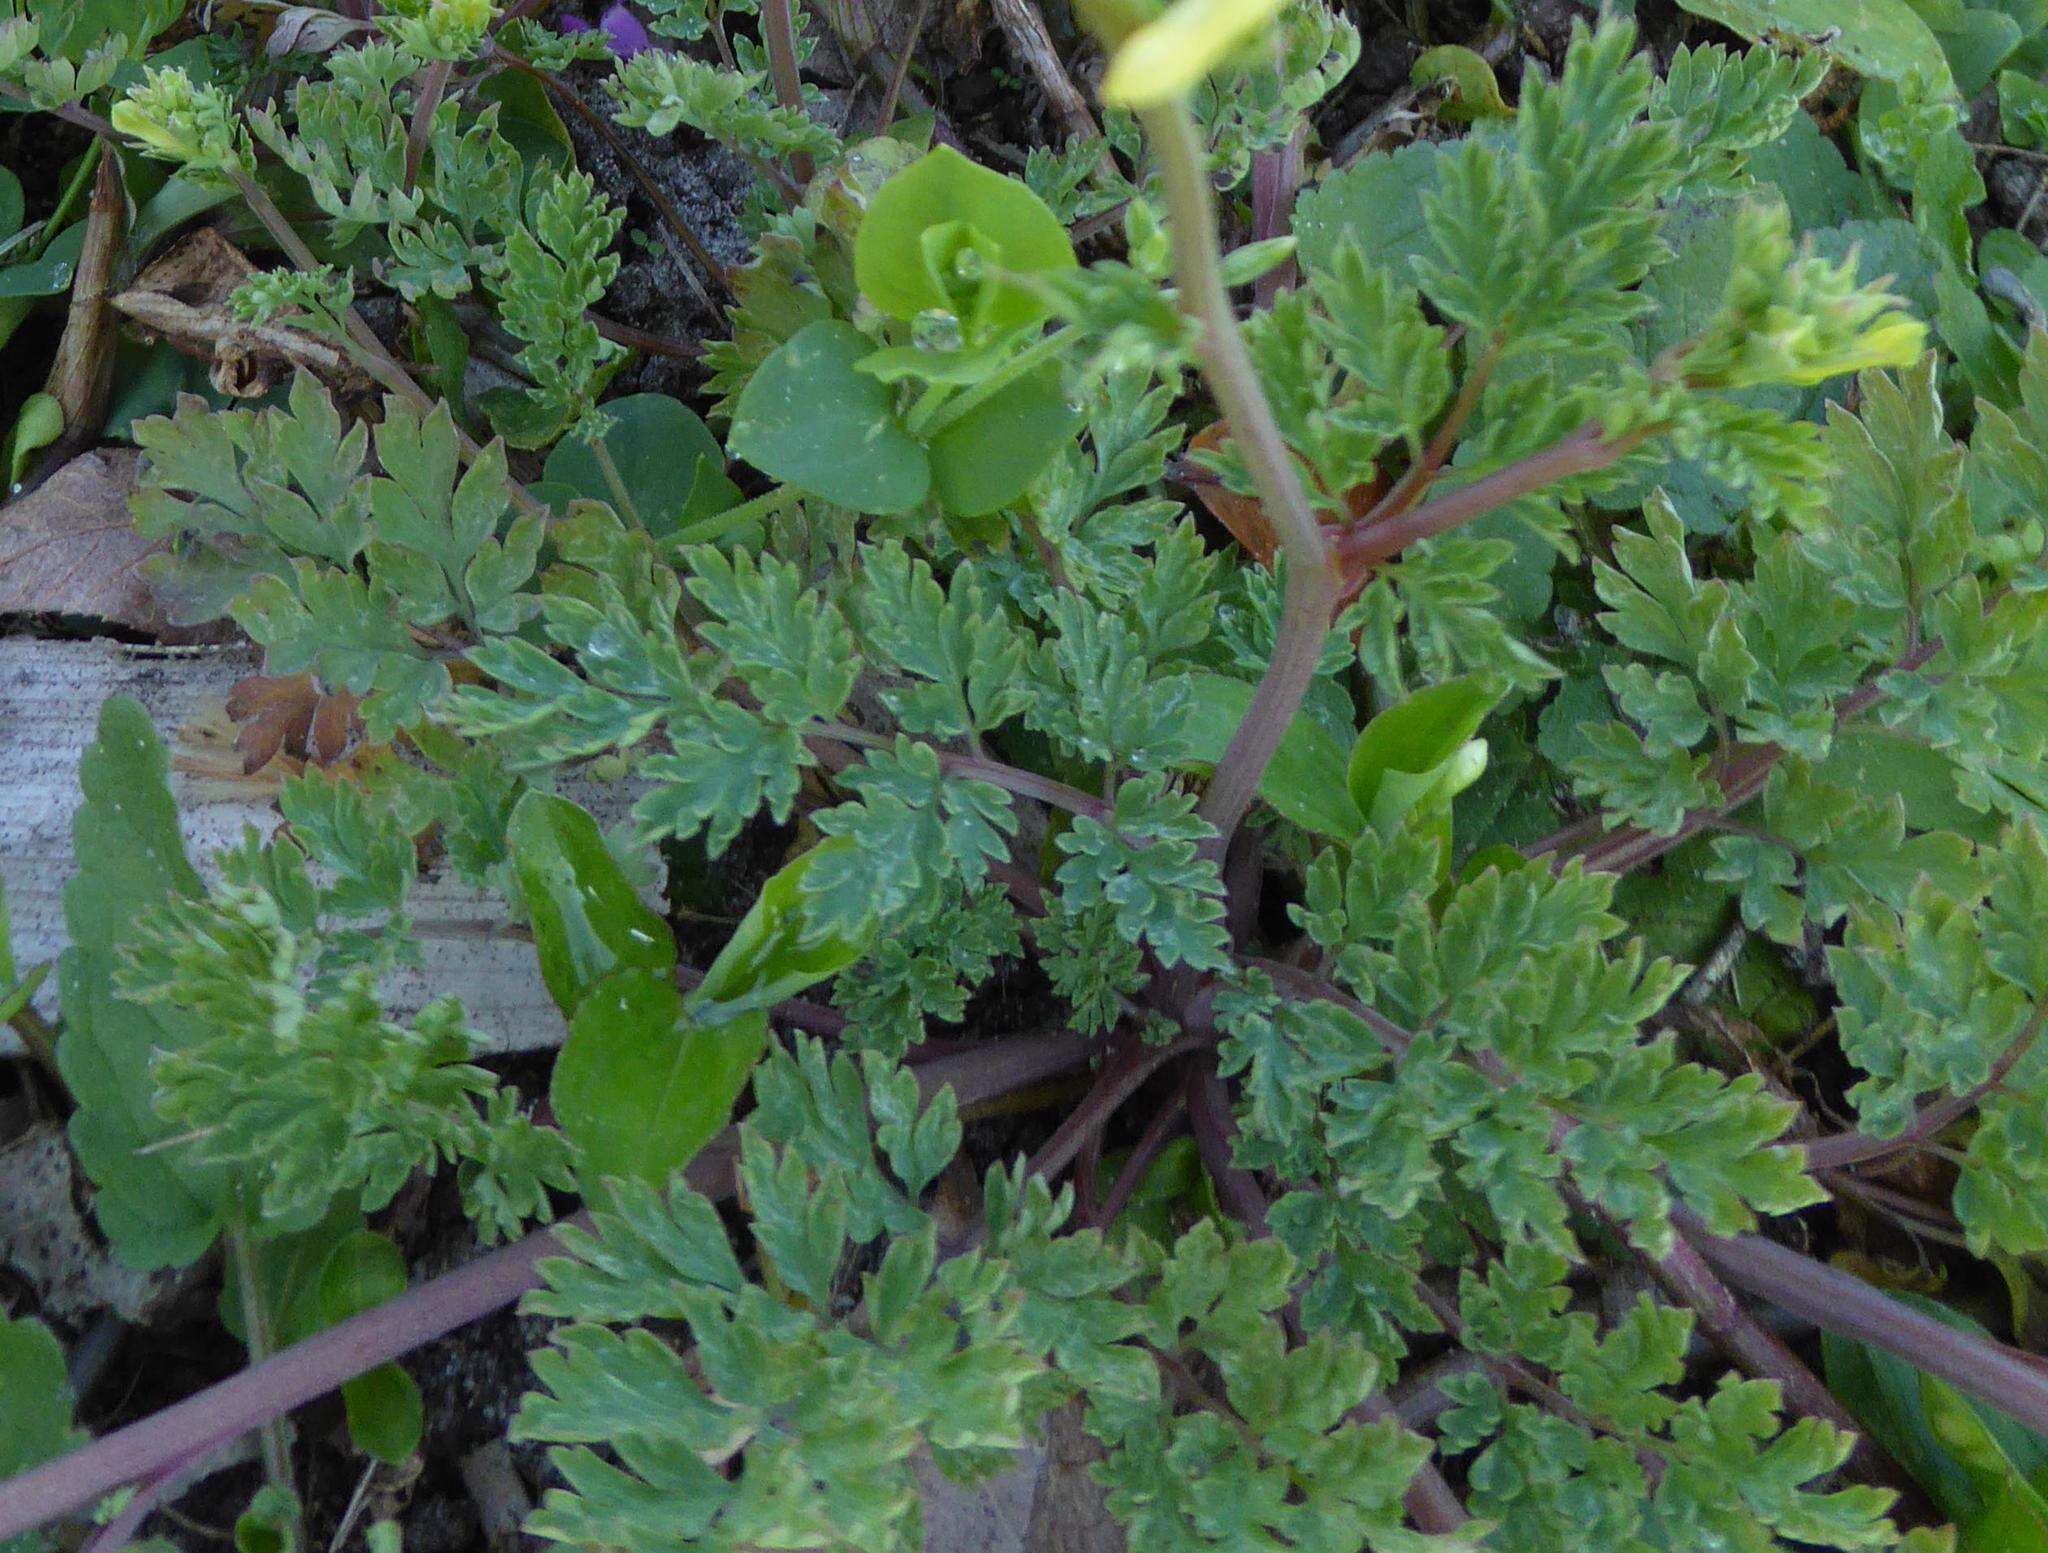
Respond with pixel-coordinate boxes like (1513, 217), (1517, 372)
(587, 432), (644, 530)
(664, 485), (794, 550)
(1138, 101), (1337, 845)
(229, 1229), (304, 1551)
(29, 137), (103, 262)
(903, 379), (954, 438)
(910, 325), (1081, 438)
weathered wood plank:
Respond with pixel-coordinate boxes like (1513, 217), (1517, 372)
(1, 637), (635, 1055)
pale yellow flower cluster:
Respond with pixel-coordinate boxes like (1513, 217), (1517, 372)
(1100, 0), (1287, 109)
(110, 66), (252, 187)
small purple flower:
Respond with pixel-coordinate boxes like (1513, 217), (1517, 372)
(559, 3), (649, 58)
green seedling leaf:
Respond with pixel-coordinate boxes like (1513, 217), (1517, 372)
(1217, 235), (1299, 289)
(413, 293), (472, 414)
(1938, 10), (2023, 98)
(2004, 70), (2048, 149)
(223, 1215), (422, 1466)
(1745, 113), (1883, 233)
(675, 456), (745, 529)
(853, 143), (1076, 335)
(697, 838), (876, 1015)
(1824, 1288), (2048, 1548)
(319, 1232), (422, 1465)
(1177, 672), (1364, 840)
(729, 319), (930, 513)
(127, 170), (233, 258)
(543, 394), (723, 536)
(6, 392), (63, 487)
(0, 222), (84, 303)
(1411, 44), (1513, 120)
(0, 166), (22, 243)
(1673, 0), (1954, 95)
(340, 1362), (426, 1469)
(234, 1485), (300, 1553)
(57, 698), (228, 1270)
(103, 339), (209, 441)
(1094, 1134), (1217, 1243)
(508, 790), (676, 1019)
(926, 364), (1079, 517)
(479, 383), (572, 450)
(1347, 675), (1503, 842)
(316, 1229), (410, 1328)
(552, 969), (768, 1186)
(0, 1313), (83, 1550)
(221, 1213), (422, 1463)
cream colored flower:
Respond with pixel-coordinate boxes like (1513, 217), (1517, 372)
(380, 0), (498, 60)
(1775, 314), (1928, 388)
(111, 67), (251, 186)
(1101, 0), (1288, 109)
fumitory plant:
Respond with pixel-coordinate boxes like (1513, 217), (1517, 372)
(13, 0), (2048, 1550)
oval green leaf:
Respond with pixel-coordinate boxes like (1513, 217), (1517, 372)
(7, 391), (63, 485)
(552, 969), (769, 1185)
(318, 1230), (422, 1464)
(543, 394), (723, 537)
(1411, 44), (1512, 121)
(0, 167), (23, 243)
(926, 364), (1079, 517)
(729, 319), (931, 514)
(853, 144), (1076, 333)
(0, 1314), (82, 1481)
(128, 170), (234, 258)
(0, 220), (84, 299)
(508, 790), (676, 1018)
(471, 67), (575, 192)
(316, 1229), (409, 1325)
(342, 1361), (425, 1467)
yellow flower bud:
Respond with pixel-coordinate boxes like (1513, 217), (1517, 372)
(112, 67), (250, 184)
(381, 0), (498, 60)
(1777, 316), (1929, 387)
(1100, 0), (1288, 109)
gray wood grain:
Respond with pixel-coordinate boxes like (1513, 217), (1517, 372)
(1, 636), (640, 1055)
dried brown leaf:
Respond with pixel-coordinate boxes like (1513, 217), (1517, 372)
(0, 448), (169, 632)
(111, 228), (367, 401)
(225, 672), (363, 773)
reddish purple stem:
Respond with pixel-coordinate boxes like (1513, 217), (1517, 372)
(1249, 130), (1304, 308)
(1685, 1209), (2048, 1438)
